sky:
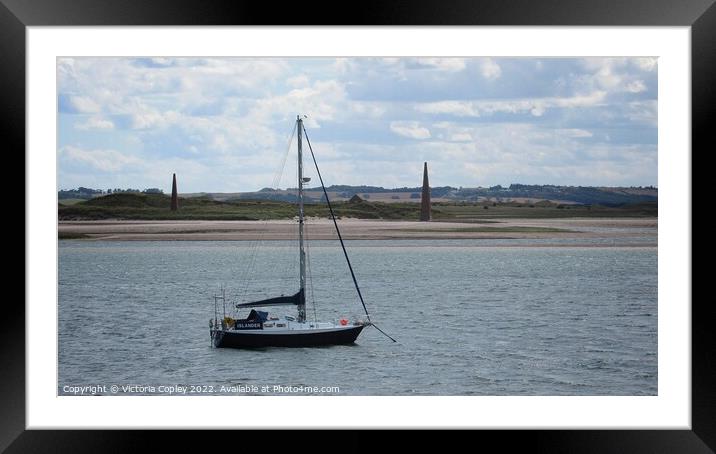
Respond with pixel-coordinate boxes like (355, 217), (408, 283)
(57, 57), (657, 193)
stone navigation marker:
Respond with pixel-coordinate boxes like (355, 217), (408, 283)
(420, 162), (431, 221)
(170, 173), (178, 211)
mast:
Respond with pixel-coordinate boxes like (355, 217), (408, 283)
(297, 116), (307, 322)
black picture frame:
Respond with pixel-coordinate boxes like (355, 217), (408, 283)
(7, 0), (709, 451)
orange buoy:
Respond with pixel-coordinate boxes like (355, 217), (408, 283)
(340, 318), (348, 326)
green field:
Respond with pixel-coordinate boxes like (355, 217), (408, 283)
(430, 201), (657, 220)
(58, 198), (87, 206)
(58, 193), (658, 221)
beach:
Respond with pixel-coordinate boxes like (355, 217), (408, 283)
(58, 218), (657, 246)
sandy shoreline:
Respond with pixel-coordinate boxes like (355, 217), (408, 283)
(58, 218), (657, 246)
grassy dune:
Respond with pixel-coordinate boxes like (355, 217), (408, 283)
(431, 201), (657, 220)
(58, 192), (657, 221)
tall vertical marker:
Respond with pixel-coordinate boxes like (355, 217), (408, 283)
(170, 173), (178, 211)
(420, 162), (431, 221)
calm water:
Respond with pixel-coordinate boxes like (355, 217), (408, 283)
(58, 238), (657, 395)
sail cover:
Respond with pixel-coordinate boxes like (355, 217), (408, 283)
(246, 310), (269, 322)
(235, 289), (305, 308)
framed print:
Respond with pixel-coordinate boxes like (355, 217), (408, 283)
(9, 0), (711, 451)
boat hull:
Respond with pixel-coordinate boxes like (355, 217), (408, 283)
(212, 325), (365, 348)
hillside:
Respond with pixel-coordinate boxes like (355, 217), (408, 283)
(225, 184), (657, 206)
(60, 184), (658, 207)
(58, 192), (657, 221)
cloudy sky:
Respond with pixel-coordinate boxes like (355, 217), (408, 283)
(58, 57), (657, 192)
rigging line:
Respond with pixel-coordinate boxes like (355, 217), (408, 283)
(371, 323), (397, 343)
(279, 215), (297, 290)
(304, 127), (397, 343)
(302, 128), (370, 320)
(275, 157), (298, 290)
(240, 121), (296, 301)
(304, 216), (318, 324)
(240, 131), (293, 300)
(280, 147), (300, 288)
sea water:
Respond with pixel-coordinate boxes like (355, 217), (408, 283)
(58, 238), (657, 395)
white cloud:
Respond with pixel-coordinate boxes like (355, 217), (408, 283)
(333, 58), (355, 75)
(416, 100), (479, 117)
(75, 116), (114, 130)
(58, 57), (657, 190)
(413, 58), (467, 72)
(211, 134), (229, 151)
(171, 114), (278, 156)
(593, 65), (622, 89)
(69, 96), (101, 113)
(556, 128), (593, 138)
(415, 91), (607, 118)
(479, 58), (502, 80)
(626, 80), (647, 93)
(578, 57), (655, 93)
(432, 122), (474, 142)
(395, 122), (655, 187)
(250, 79), (348, 129)
(634, 57), (658, 72)
(350, 102), (386, 118)
(60, 146), (140, 172)
(580, 57), (626, 72)
(390, 121), (431, 140)
(450, 133), (473, 142)
(626, 100), (658, 126)
(423, 122), (595, 165)
(150, 57), (173, 66)
(287, 75), (310, 87)
(131, 110), (180, 130)
(553, 91), (607, 107)
(530, 105), (546, 117)
(59, 58), (290, 118)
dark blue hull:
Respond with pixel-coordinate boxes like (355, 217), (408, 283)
(212, 325), (365, 348)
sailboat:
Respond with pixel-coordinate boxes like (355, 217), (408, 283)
(210, 116), (392, 348)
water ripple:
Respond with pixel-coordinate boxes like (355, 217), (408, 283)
(59, 239), (657, 396)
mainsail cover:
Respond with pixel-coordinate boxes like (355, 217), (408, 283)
(235, 289), (305, 308)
